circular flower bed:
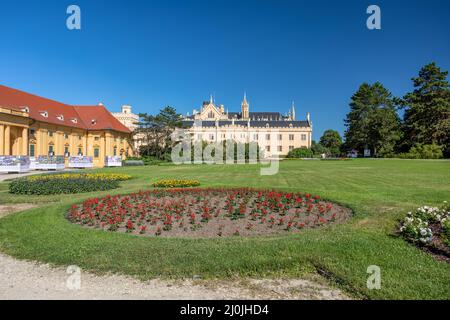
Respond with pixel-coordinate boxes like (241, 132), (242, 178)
(68, 188), (352, 238)
(9, 173), (132, 195)
(152, 179), (200, 188)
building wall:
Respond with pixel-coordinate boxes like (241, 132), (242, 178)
(1, 108), (133, 167)
(185, 124), (312, 157)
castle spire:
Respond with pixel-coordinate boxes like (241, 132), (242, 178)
(241, 92), (249, 120)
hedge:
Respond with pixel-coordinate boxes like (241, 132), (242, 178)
(9, 173), (131, 195)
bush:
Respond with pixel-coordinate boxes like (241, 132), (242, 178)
(125, 156), (167, 166)
(397, 144), (444, 159)
(152, 179), (200, 188)
(9, 173), (131, 195)
(286, 147), (314, 158)
(123, 160), (145, 166)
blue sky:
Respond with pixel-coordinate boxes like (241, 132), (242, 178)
(1, 0), (449, 140)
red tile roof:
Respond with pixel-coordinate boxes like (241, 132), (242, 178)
(0, 85), (131, 133)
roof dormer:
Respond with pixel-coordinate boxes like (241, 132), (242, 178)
(56, 114), (64, 121)
(40, 111), (48, 118)
(70, 118), (78, 124)
(21, 106), (30, 113)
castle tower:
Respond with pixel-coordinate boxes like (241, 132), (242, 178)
(121, 105), (132, 114)
(241, 93), (249, 120)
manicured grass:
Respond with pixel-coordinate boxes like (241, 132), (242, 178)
(0, 159), (449, 299)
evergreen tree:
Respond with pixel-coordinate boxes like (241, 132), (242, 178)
(137, 106), (182, 159)
(344, 82), (401, 157)
(401, 62), (450, 156)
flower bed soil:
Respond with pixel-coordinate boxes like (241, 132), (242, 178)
(68, 188), (352, 238)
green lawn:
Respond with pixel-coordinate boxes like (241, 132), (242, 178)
(0, 159), (449, 299)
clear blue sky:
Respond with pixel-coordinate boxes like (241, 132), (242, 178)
(1, 0), (449, 140)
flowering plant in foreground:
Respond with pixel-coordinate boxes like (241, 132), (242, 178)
(152, 179), (200, 188)
(399, 202), (450, 247)
(68, 188), (351, 238)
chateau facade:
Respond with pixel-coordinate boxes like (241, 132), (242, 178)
(0, 85), (133, 167)
(182, 95), (312, 157)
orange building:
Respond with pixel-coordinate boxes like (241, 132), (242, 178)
(0, 85), (133, 167)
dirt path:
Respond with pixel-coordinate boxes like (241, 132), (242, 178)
(0, 204), (37, 218)
(0, 204), (348, 300)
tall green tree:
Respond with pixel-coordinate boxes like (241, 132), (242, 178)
(319, 129), (342, 156)
(401, 62), (450, 156)
(137, 106), (182, 159)
(344, 82), (401, 157)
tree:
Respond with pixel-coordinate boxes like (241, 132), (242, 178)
(311, 140), (328, 156)
(401, 62), (450, 157)
(344, 82), (401, 157)
(137, 106), (183, 159)
(319, 130), (342, 156)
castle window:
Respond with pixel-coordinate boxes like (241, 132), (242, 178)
(78, 148), (83, 156)
(64, 146), (70, 156)
(113, 147), (117, 156)
(209, 134), (214, 140)
(278, 134), (282, 140)
(48, 131), (54, 137)
(277, 146), (283, 152)
(208, 111), (214, 118)
(22, 107), (30, 113)
(94, 148), (100, 158)
(253, 134), (259, 140)
(265, 134), (270, 140)
(64, 133), (69, 139)
(289, 134), (294, 141)
(266, 146), (270, 152)
(301, 134), (307, 141)
(48, 145), (54, 155)
(289, 146), (294, 151)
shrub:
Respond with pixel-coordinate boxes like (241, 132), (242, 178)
(125, 156), (166, 166)
(152, 179), (200, 188)
(9, 173), (131, 195)
(286, 147), (314, 158)
(397, 144), (444, 159)
(123, 160), (145, 166)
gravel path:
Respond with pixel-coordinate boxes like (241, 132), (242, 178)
(0, 204), (348, 300)
(0, 253), (348, 300)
